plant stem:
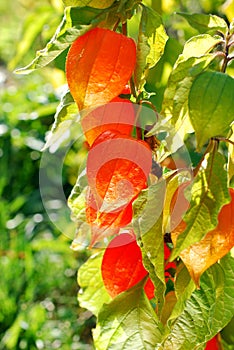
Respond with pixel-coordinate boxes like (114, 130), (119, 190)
(213, 137), (234, 147)
(139, 100), (158, 113)
(193, 139), (218, 177)
(130, 76), (137, 98)
(121, 21), (137, 97)
(221, 34), (230, 73)
(113, 19), (120, 32)
(221, 56), (228, 72)
(122, 22), (127, 36)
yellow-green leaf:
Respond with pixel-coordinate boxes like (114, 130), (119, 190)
(15, 7), (104, 74)
(162, 254), (234, 349)
(181, 34), (222, 61)
(93, 281), (162, 350)
(162, 55), (215, 125)
(63, 0), (115, 8)
(177, 12), (228, 35)
(133, 181), (166, 315)
(42, 89), (79, 151)
(134, 5), (168, 89)
(78, 252), (111, 316)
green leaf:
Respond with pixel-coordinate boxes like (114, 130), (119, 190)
(181, 34), (222, 61)
(162, 254), (234, 349)
(163, 34), (221, 129)
(171, 150), (230, 260)
(15, 6), (104, 74)
(78, 252), (111, 316)
(133, 181), (166, 315)
(63, 0), (115, 8)
(163, 171), (192, 233)
(42, 89), (79, 151)
(68, 184), (86, 219)
(162, 54), (216, 126)
(177, 12), (228, 35)
(93, 280), (162, 350)
(134, 5), (168, 89)
(167, 264), (195, 326)
(188, 71), (234, 150)
(161, 36), (220, 138)
(69, 186), (92, 250)
(221, 316), (234, 346)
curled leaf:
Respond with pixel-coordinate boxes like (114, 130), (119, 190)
(174, 189), (234, 286)
(135, 5), (168, 88)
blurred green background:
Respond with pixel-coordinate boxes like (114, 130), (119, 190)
(0, 0), (233, 349)
(0, 1), (94, 349)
